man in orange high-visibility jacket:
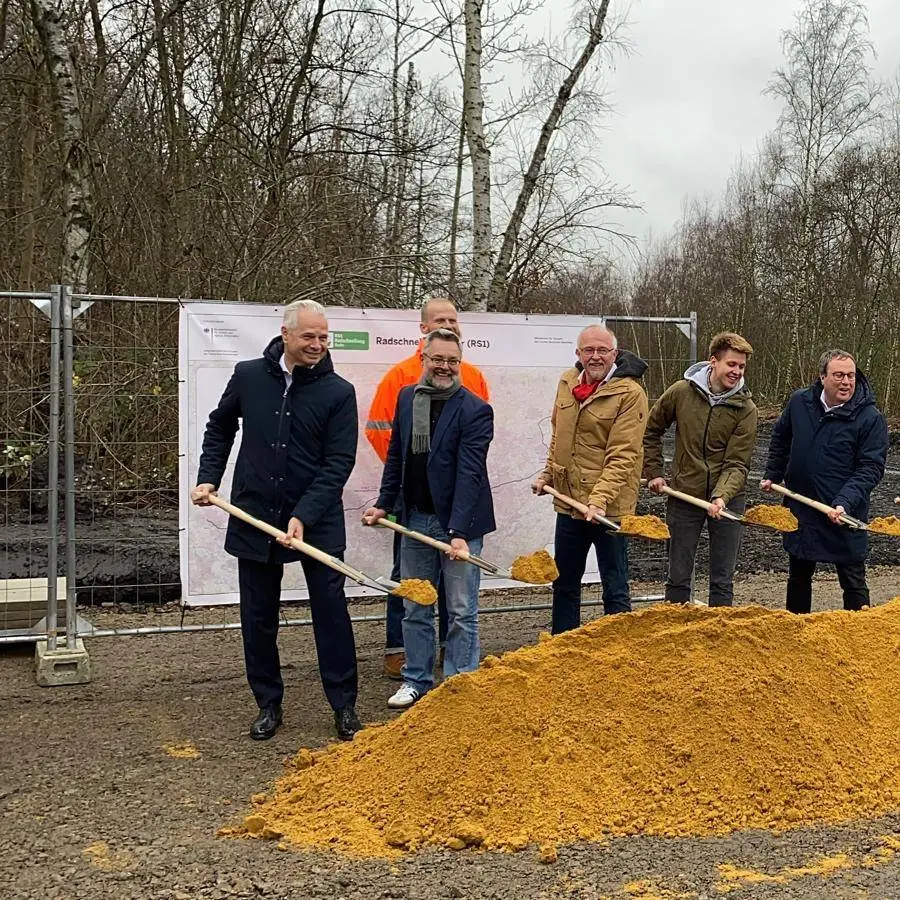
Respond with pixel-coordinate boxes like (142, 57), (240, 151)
(366, 297), (490, 678)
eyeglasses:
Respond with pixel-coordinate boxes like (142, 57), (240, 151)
(827, 372), (856, 381)
(578, 346), (615, 357)
(424, 354), (461, 368)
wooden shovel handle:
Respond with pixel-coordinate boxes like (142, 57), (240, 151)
(657, 483), (713, 512)
(205, 494), (364, 583)
(540, 485), (621, 531)
(767, 482), (838, 516)
(371, 516), (471, 561)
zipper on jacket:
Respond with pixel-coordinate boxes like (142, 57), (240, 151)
(701, 405), (714, 498)
(271, 371), (290, 512)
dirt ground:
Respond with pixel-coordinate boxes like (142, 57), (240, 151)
(4, 570), (900, 900)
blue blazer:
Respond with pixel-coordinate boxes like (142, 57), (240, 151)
(376, 385), (496, 539)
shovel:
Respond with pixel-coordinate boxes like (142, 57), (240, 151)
(658, 484), (790, 532)
(767, 483), (868, 530)
(205, 494), (402, 594)
(540, 485), (670, 540)
(368, 516), (514, 579)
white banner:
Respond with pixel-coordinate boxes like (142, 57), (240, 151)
(178, 303), (610, 606)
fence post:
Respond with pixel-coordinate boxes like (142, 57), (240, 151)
(689, 310), (698, 364)
(46, 285), (62, 650)
(62, 285), (78, 648)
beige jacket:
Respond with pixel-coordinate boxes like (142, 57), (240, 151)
(542, 351), (649, 517)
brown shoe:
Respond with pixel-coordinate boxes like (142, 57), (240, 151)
(383, 652), (404, 680)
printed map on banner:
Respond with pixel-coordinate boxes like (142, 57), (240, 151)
(179, 304), (610, 606)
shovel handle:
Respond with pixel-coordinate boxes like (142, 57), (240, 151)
(205, 494), (369, 585)
(370, 516), (511, 577)
(371, 516), (470, 560)
(540, 485), (621, 531)
(767, 483), (836, 516)
(767, 483), (865, 529)
(657, 484), (714, 512)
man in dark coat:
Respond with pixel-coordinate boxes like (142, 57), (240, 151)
(761, 349), (888, 613)
(362, 328), (495, 710)
(192, 299), (361, 741)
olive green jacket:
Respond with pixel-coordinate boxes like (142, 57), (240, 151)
(542, 351), (649, 517)
(642, 375), (758, 503)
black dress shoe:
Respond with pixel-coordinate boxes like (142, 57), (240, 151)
(250, 705), (283, 741)
(334, 705), (362, 741)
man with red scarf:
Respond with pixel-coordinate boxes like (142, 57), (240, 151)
(532, 325), (649, 632)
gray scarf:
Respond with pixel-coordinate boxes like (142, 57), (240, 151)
(412, 374), (461, 453)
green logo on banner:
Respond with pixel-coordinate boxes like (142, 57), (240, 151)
(331, 331), (369, 350)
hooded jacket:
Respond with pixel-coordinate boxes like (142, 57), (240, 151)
(196, 337), (358, 560)
(541, 349), (649, 517)
(643, 362), (758, 503)
(764, 372), (887, 563)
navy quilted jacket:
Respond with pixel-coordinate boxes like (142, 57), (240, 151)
(196, 337), (357, 560)
(764, 372), (887, 563)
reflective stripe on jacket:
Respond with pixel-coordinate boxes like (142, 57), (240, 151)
(365, 339), (490, 463)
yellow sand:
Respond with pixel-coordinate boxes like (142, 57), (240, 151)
(619, 514), (671, 540)
(743, 504), (799, 532)
(393, 578), (437, 606)
(225, 600), (900, 857)
(868, 516), (900, 536)
(510, 550), (559, 584)
(163, 743), (201, 760)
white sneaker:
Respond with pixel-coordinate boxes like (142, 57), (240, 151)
(387, 683), (422, 709)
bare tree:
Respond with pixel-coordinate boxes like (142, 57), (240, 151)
(765, 0), (878, 382)
(30, 0), (92, 289)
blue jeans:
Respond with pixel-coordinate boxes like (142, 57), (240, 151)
(386, 530), (449, 652)
(552, 512), (631, 633)
(399, 509), (482, 693)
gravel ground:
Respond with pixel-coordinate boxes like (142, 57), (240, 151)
(4, 572), (900, 900)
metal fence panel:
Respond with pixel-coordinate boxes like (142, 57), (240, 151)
(2, 288), (697, 640)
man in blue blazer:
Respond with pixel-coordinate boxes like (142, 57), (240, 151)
(363, 328), (495, 709)
(192, 300), (361, 742)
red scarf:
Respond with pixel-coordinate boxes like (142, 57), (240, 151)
(572, 379), (600, 402)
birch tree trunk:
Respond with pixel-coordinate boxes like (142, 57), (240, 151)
(488, 0), (611, 311)
(30, 0), (92, 290)
(463, 0), (491, 310)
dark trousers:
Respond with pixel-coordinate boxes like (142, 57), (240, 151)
(665, 494), (745, 607)
(237, 554), (358, 712)
(385, 529), (449, 651)
(551, 512), (631, 634)
(786, 555), (869, 614)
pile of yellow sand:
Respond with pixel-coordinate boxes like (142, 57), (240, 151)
(225, 601), (900, 857)
(869, 516), (900, 536)
(619, 514), (671, 540)
(393, 578), (438, 606)
(510, 550), (559, 584)
(743, 504), (799, 531)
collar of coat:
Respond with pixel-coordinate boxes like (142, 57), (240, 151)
(263, 336), (335, 383)
(564, 349), (647, 401)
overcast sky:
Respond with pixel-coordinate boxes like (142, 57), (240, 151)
(561, 0), (900, 247)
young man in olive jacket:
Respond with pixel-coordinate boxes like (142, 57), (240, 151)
(644, 332), (757, 607)
(192, 299), (361, 743)
(532, 325), (649, 633)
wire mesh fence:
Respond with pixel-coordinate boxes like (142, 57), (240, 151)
(0, 292), (57, 638)
(0, 290), (697, 643)
(67, 293), (181, 606)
